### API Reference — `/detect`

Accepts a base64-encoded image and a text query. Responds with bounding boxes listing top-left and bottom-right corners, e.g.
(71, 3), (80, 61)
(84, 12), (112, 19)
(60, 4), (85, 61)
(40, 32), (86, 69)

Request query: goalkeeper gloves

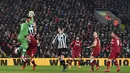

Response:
(28, 11), (35, 17)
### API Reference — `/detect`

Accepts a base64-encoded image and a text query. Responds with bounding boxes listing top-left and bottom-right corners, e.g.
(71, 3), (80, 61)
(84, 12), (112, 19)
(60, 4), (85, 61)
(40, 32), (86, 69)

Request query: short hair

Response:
(112, 29), (118, 35)
(26, 16), (31, 19)
(113, 31), (117, 35)
(20, 16), (31, 23)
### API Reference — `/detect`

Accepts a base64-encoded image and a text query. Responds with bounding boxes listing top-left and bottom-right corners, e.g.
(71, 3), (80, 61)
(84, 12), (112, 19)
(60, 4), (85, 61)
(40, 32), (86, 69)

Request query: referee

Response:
(52, 27), (68, 72)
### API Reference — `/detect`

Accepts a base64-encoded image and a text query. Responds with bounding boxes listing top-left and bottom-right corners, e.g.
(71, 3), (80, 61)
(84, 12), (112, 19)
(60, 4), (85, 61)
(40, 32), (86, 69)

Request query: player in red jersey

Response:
(20, 34), (37, 70)
(69, 36), (82, 68)
(86, 32), (101, 72)
(104, 32), (122, 72)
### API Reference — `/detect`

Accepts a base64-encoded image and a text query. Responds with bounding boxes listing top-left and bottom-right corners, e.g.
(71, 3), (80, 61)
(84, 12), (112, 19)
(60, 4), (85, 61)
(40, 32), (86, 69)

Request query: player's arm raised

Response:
(34, 22), (37, 35)
(87, 39), (97, 49)
(28, 11), (35, 24)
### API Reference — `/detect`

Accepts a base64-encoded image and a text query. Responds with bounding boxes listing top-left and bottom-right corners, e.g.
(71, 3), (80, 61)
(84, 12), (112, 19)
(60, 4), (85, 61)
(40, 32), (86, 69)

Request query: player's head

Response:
(58, 27), (62, 33)
(26, 16), (31, 23)
(76, 36), (80, 41)
(21, 17), (31, 23)
(111, 31), (117, 37)
(93, 31), (98, 38)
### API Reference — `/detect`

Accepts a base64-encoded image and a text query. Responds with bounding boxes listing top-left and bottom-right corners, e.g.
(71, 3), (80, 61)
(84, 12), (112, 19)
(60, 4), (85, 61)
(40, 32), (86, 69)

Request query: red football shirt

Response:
(111, 37), (121, 53)
(93, 37), (101, 53)
(29, 35), (37, 47)
(70, 40), (82, 52)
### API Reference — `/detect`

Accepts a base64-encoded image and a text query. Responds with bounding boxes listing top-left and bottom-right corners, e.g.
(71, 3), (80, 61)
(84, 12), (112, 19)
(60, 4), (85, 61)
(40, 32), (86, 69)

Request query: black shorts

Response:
(57, 48), (68, 57)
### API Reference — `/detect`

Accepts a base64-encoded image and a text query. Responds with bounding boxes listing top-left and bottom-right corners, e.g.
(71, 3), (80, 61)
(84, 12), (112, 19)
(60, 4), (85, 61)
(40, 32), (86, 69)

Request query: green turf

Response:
(0, 66), (129, 73)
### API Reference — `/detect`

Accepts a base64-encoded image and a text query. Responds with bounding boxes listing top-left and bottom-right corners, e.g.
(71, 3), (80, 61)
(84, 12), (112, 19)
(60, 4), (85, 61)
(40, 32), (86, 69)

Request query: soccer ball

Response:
(28, 11), (35, 17)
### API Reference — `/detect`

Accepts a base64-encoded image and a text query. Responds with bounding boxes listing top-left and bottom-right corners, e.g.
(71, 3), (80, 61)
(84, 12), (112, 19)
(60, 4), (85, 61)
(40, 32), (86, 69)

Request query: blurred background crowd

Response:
(0, 0), (130, 58)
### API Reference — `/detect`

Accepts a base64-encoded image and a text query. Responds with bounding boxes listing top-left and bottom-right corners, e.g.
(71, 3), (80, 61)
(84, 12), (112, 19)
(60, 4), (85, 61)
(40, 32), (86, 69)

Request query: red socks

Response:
(95, 60), (99, 67)
(31, 60), (36, 66)
(90, 60), (96, 71)
(91, 60), (98, 66)
(114, 60), (119, 68)
(78, 60), (80, 66)
(90, 62), (94, 71)
(107, 61), (110, 66)
(106, 60), (119, 70)
(90, 60), (99, 71)
(23, 61), (27, 67)
(106, 60), (110, 69)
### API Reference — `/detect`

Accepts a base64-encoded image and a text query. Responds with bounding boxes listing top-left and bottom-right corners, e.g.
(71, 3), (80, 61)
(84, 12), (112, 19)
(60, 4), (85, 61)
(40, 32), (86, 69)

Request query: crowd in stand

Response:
(0, 0), (130, 58)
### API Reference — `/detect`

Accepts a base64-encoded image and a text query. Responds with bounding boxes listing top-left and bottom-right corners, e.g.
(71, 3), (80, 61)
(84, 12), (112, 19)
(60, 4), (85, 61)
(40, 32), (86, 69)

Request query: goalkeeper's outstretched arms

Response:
(28, 11), (35, 24)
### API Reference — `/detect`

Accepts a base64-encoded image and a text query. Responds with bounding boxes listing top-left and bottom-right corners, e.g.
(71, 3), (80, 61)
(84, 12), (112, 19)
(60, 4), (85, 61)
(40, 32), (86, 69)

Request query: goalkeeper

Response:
(14, 11), (35, 61)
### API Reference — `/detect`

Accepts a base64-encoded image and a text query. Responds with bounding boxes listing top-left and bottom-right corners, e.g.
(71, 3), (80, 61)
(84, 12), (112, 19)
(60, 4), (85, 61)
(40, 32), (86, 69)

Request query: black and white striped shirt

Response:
(29, 24), (34, 34)
(52, 33), (68, 49)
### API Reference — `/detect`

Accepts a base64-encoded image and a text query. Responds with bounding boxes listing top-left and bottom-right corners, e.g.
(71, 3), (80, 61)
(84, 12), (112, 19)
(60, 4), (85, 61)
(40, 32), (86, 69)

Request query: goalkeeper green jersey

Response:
(18, 23), (29, 39)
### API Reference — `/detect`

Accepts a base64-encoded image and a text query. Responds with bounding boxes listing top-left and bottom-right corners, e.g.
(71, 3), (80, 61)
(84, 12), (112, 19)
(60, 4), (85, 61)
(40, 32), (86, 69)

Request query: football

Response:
(28, 11), (35, 17)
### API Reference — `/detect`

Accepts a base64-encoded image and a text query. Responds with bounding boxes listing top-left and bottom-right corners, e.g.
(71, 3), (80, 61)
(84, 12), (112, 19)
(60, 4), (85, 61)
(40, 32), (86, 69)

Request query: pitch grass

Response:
(0, 66), (129, 73)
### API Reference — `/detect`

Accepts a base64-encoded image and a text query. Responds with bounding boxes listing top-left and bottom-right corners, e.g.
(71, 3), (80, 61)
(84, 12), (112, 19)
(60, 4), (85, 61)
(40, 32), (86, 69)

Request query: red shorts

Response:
(72, 51), (80, 58)
(26, 47), (37, 56)
(109, 52), (120, 59)
(91, 52), (100, 57)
